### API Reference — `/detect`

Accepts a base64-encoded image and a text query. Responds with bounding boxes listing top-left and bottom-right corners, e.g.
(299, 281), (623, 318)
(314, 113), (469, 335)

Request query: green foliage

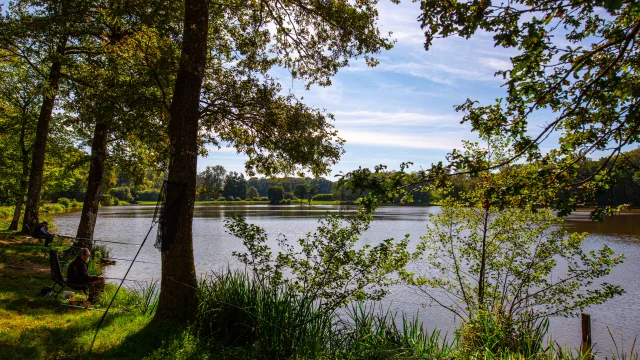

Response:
(109, 187), (134, 202)
(312, 193), (334, 201)
(97, 281), (160, 315)
(294, 184), (308, 204)
(402, 138), (624, 349)
(196, 271), (333, 358)
(226, 208), (411, 313)
(100, 194), (115, 207)
(40, 203), (65, 213)
(0, 207), (13, 218)
(418, 0), (640, 216)
(222, 171), (247, 200)
(197, 166), (226, 201)
(457, 311), (550, 358)
(337, 303), (454, 360)
(248, 177), (333, 197)
(267, 186), (284, 204)
(246, 186), (259, 200)
(216, 196), (226, 201)
(70, 199), (79, 208)
(56, 197), (71, 208)
(136, 189), (160, 202)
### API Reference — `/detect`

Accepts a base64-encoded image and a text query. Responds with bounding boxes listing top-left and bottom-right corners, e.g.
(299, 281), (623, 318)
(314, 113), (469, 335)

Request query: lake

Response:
(53, 204), (640, 354)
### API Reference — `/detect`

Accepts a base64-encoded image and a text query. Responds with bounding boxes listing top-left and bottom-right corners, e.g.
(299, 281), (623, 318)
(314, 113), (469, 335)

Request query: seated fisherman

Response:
(67, 248), (105, 301)
(33, 221), (55, 246)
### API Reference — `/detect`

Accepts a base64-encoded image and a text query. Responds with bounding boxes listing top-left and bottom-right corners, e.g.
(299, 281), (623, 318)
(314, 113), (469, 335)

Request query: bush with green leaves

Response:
(216, 196), (226, 201)
(135, 189), (160, 201)
(312, 193), (334, 201)
(70, 199), (80, 208)
(100, 194), (115, 206)
(226, 207), (411, 313)
(56, 197), (71, 208)
(108, 186), (134, 202)
(267, 185), (284, 204)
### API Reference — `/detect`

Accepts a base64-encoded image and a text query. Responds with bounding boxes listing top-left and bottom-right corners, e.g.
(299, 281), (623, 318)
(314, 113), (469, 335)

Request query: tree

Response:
(155, 0), (208, 321)
(197, 165), (226, 200)
(246, 186), (259, 200)
(0, 58), (39, 230)
(417, 0), (640, 217)
(293, 184), (308, 204)
(306, 184), (318, 205)
(402, 137), (624, 354)
(222, 172), (247, 200)
(64, 5), (178, 247)
(267, 186), (284, 205)
(1, 0), (100, 233)
(156, 0), (395, 321)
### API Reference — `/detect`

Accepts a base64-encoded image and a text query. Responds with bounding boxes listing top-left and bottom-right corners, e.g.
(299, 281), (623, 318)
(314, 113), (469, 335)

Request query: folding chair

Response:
(46, 249), (88, 300)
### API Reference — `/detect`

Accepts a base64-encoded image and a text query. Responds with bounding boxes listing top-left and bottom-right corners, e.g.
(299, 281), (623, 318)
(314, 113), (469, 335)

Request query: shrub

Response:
(57, 197), (71, 208)
(267, 186), (284, 204)
(113, 198), (120, 206)
(136, 189), (160, 201)
(41, 203), (65, 212)
(0, 207), (12, 217)
(246, 186), (259, 200)
(70, 199), (80, 208)
(259, 196), (269, 201)
(234, 197), (243, 201)
(312, 194), (334, 201)
(226, 196), (234, 201)
(216, 196), (226, 201)
(284, 192), (294, 200)
(100, 194), (115, 206)
(109, 186), (134, 202)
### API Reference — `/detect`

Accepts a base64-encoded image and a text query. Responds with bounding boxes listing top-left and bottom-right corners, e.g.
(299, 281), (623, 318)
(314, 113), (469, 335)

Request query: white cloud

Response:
(334, 110), (460, 127)
(480, 57), (512, 71)
(339, 129), (472, 150)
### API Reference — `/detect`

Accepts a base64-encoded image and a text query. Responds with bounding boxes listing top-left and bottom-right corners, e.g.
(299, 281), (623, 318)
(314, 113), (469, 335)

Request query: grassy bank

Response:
(0, 224), (198, 359)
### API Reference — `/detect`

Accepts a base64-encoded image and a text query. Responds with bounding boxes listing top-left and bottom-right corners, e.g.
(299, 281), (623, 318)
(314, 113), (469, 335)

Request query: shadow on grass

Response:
(0, 308), (119, 359)
(94, 318), (191, 359)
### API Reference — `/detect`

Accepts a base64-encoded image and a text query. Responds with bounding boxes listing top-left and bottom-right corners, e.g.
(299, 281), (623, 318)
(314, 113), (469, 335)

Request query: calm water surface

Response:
(53, 205), (640, 353)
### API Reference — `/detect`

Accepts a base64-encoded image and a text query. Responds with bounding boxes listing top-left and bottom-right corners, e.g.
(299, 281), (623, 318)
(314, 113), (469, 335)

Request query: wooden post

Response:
(581, 313), (592, 356)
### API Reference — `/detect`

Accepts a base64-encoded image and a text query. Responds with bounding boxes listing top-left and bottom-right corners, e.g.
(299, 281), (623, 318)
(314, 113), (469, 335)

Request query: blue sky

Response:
(202, 1), (523, 178)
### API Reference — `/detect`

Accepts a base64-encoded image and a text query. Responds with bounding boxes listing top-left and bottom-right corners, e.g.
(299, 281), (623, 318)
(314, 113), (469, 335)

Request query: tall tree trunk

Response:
(75, 121), (109, 248)
(155, 0), (208, 322)
(9, 196), (25, 231)
(8, 162), (29, 231)
(21, 38), (67, 234)
(9, 113), (32, 231)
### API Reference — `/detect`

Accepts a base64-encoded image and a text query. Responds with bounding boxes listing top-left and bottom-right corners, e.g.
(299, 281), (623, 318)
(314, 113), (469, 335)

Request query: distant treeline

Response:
(12, 148), (638, 207)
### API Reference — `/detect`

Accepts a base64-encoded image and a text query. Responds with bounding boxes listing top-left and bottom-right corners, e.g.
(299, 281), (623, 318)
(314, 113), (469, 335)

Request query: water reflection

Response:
(53, 205), (640, 354)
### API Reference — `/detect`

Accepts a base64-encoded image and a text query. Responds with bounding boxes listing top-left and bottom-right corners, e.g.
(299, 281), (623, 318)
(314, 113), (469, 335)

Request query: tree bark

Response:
(155, 0), (208, 322)
(9, 113), (32, 231)
(75, 121), (109, 248)
(21, 38), (67, 234)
